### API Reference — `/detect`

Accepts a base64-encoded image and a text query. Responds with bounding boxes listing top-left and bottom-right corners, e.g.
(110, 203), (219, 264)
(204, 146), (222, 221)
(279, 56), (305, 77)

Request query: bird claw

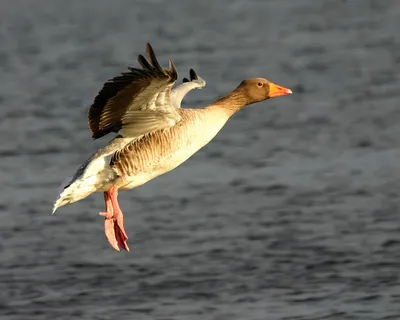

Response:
(99, 211), (112, 219)
(104, 218), (120, 252)
(100, 211), (129, 252)
(114, 222), (130, 252)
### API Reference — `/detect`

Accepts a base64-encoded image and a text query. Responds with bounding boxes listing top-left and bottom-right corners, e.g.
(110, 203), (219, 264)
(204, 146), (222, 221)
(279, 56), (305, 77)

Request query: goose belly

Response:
(119, 114), (229, 190)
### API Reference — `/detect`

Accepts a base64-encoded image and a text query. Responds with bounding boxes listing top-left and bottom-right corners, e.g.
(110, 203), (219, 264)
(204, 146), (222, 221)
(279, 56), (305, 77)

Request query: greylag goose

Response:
(53, 43), (292, 252)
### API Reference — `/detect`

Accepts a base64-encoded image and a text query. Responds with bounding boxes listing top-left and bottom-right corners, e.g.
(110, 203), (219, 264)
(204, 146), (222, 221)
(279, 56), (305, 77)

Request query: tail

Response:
(52, 146), (118, 214)
(52, 175), (97, 214)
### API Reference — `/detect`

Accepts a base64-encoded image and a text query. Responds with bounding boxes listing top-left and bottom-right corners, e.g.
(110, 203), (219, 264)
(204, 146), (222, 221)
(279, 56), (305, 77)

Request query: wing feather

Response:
(88, 43), (179, 139)
(170, 69), (207, 108)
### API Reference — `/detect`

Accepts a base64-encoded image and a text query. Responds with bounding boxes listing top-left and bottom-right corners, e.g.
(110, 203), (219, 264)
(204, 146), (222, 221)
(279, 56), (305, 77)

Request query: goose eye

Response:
(257, 82), (263, 87)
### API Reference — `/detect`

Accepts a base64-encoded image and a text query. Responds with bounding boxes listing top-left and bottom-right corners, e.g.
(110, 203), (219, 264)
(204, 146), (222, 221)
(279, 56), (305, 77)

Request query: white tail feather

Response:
(52, 150), (116, 214)
(52, 175), (98, 214)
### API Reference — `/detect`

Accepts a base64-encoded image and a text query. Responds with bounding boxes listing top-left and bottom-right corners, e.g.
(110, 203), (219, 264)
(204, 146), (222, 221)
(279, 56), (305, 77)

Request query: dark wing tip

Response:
(189, 69), (198, 81)
(168, 59), (178, 81)
(182, 69), (201, 83)
(138, 54), (152, 70)
(91, 126), (116, 140)
(145, 43), (177, 81)
(146, 43), (162, 71)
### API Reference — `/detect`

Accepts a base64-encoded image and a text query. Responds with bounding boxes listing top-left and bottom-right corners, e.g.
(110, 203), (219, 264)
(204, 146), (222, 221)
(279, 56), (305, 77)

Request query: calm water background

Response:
(1, 0), (400, 319)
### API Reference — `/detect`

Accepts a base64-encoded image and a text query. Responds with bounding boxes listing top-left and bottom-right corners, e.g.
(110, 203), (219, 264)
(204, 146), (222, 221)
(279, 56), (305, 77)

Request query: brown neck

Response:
(208, 87), (250, 116)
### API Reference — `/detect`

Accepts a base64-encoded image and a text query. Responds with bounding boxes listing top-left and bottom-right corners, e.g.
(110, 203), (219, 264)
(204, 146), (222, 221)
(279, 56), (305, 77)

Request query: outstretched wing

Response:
(88, 43), (180, 139)
(170, 69), (206, 108)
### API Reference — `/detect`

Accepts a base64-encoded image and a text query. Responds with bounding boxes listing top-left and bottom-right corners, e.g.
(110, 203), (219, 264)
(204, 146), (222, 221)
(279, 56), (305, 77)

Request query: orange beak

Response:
(269, 82), (293, 98)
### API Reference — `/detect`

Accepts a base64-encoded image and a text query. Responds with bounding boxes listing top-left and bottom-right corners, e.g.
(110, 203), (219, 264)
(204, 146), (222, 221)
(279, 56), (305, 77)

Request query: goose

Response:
(53, 43), (292, 252)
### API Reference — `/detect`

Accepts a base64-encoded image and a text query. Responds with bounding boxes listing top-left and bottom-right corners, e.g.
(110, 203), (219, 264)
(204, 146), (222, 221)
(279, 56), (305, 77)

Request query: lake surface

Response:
(1, 0), (400, 319)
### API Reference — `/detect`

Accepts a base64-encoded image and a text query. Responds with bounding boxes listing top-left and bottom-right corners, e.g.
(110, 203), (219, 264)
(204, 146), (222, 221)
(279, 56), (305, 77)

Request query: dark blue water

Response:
(1, 0), (400, 319)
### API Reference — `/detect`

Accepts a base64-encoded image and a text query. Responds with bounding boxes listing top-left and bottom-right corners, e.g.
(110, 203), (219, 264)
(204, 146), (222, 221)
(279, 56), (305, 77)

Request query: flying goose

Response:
(53, 43), (292, 252)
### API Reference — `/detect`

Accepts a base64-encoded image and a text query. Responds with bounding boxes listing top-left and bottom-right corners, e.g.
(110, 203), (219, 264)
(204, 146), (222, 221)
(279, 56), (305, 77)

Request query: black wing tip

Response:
(182, 69), (201, 83)
(143, 43), (177, 81)
(168, 59), (178, 80)
(91, 125), (121, 140)
(91, 129), (109, 140)
(146, 43), (162, 71)
(92, 131), (104, 139)
(145, 43), (153, 60)
(189, 69), (199, 81)
(138, 54), (152, 70)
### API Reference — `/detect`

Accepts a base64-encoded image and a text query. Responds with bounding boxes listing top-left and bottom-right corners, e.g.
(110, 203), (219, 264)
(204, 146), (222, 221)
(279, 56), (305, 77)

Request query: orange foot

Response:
(100, 189), (130, 252)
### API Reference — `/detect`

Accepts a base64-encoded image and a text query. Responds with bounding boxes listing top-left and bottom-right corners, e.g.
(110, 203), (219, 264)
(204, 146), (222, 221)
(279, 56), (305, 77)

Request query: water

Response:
(1, 0), (400, 319)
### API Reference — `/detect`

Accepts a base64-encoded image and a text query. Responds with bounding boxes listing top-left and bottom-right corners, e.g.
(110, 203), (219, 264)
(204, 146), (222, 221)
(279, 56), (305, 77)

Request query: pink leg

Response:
(99, 192), (120, 252)
(109, 186), (130, 252)
(99, 188), (130, 252)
